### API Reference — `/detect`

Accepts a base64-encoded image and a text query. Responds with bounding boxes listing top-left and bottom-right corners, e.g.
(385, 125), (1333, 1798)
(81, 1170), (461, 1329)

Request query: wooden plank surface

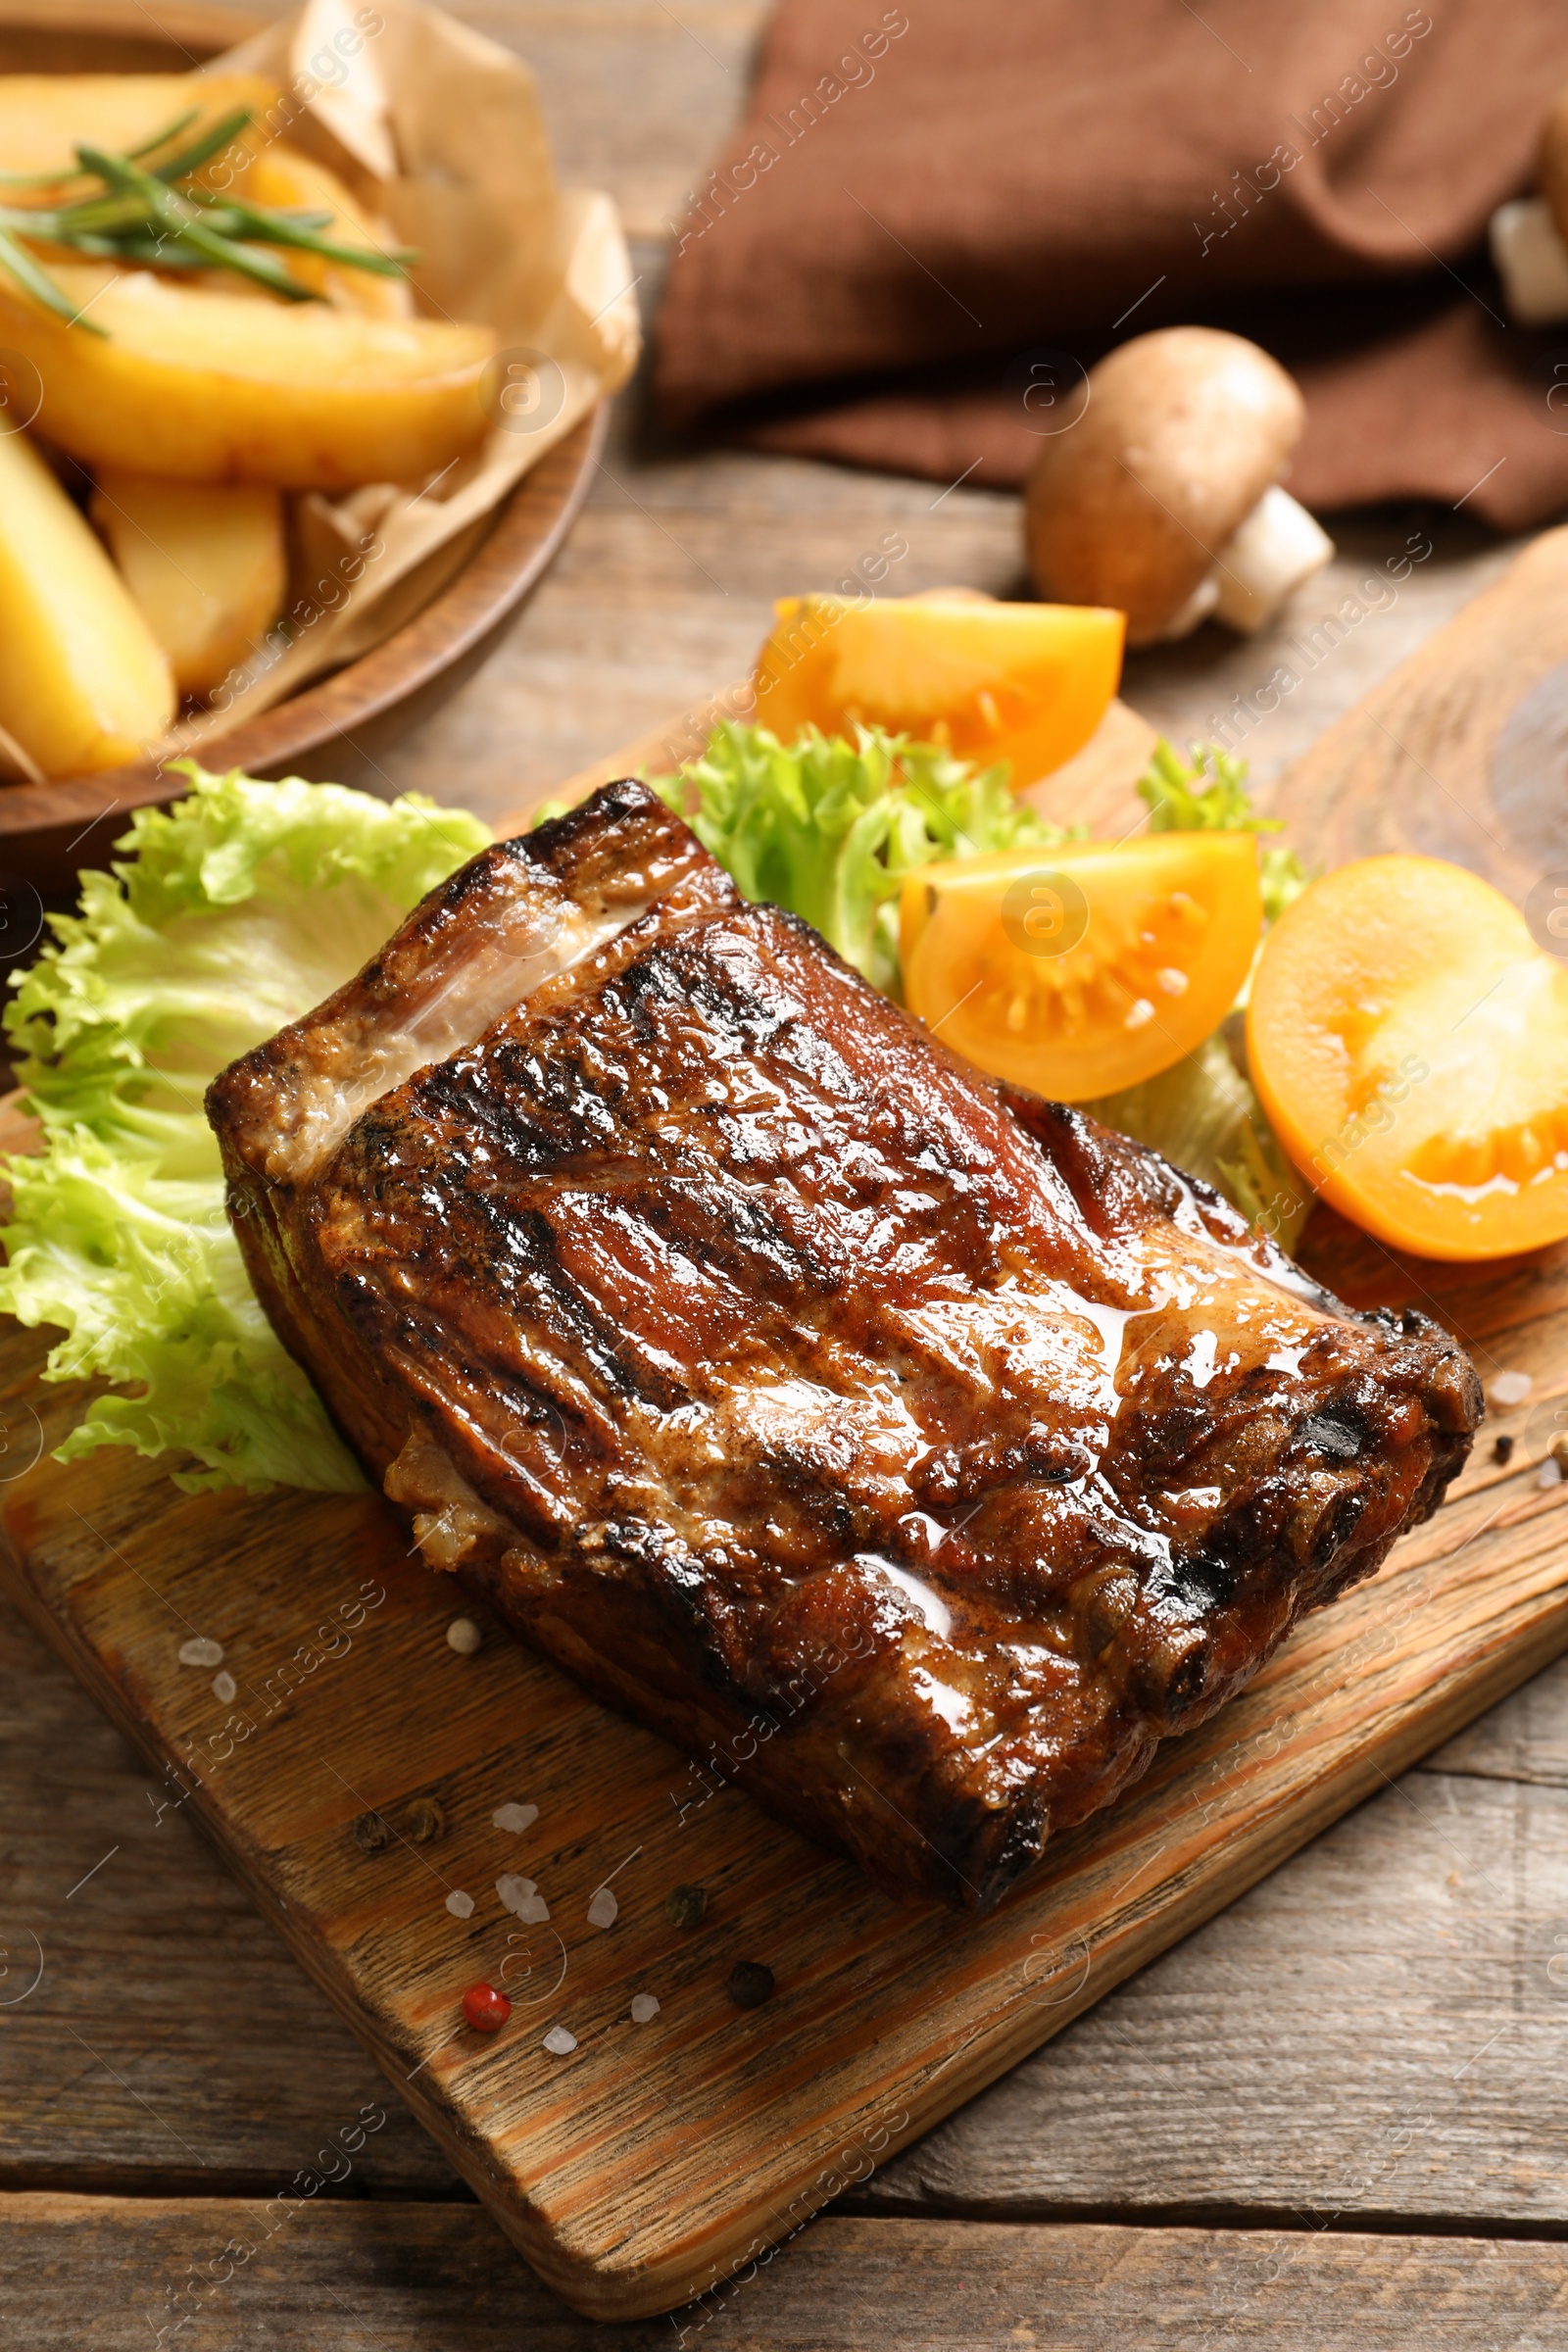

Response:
(16, 485), (1568, 2324)
(3, 1209), (1567, 2319)
(0, 1593), (455, 2200)
(8, 2), (1568, 2343)
(863, 1698), (1568, 2230)
(8, 2198), (1568, 2350)
(12, 1584), (1568, 2240)
(8, 275), (1568, 2339)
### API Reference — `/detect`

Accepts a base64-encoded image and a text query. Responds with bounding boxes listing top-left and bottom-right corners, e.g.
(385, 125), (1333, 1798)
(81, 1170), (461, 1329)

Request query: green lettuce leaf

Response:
(647, 720), (1062, 995)
(1086, 1027), (1312, 1252)
(1138, 736), (1309, 926)
(0, 763), (490, 1493)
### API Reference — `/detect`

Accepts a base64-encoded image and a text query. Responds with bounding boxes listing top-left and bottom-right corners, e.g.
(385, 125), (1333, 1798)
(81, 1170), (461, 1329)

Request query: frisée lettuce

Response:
(0, 764), (489, 1493)
(1138, 735), (1308, 928)
(649, 720), (1063, 996)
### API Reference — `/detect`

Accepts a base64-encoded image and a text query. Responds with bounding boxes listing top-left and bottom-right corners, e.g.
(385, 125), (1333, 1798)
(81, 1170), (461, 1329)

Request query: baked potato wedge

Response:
(0, 73), (275, 189)
(2, 262), (493, 488)
(0, 432), (173, 776)
(91, 469), (287, 700)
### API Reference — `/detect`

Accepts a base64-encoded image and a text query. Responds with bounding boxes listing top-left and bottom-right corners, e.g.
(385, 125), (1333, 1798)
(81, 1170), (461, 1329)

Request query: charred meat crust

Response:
(209, 780), (1483, 1911)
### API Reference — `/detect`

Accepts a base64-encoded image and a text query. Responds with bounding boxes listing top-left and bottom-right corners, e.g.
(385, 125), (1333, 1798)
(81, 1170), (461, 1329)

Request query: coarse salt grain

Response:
(498, 1873), (550, 1924)
(445, 1889), (475, 1919)
(1540, 1458), (1563, 1490)
(1489, 1371), (1533, 1407)
(211, 1670), (236, 1705)
(446, 1617), (482, 1655)
(492, 1802), (539, 1834)
(629, 1993), (660, 2024)
(586, 1886), (618, 1930)
(543, 2025), (576, 2055)
(177, 1637), (223, 1669)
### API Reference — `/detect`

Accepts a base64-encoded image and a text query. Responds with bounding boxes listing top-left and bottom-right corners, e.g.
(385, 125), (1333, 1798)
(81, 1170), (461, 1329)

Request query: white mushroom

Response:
(1492, 88), (1568, 323)
(1024, 326), (1334, 646)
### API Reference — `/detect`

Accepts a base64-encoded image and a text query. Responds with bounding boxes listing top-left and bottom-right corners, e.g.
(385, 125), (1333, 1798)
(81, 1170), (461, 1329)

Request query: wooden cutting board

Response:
(4, 534), (1568, 2325)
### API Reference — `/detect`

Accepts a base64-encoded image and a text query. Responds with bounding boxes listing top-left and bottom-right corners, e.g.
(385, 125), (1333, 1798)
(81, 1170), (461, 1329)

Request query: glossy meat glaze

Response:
(209, 781), (1482, 1909)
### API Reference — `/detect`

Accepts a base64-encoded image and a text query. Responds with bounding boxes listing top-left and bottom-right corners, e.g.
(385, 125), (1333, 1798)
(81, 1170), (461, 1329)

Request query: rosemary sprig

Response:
(75, 141), (318, 302)
(0, 107), (416, 328)
(185, 187), (412, 277)
(0, 220), (103, 330)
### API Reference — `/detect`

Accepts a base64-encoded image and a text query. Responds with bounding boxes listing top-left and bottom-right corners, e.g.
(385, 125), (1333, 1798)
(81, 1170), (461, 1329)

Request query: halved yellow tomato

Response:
(1249, 855), (1568, 1261)
(752, 594), (1124, 787)
(901, 833), (1262, 1100)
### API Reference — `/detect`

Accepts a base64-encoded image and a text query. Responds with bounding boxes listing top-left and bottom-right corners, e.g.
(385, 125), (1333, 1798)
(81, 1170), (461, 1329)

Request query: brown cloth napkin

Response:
(655, 0), (1568, 527)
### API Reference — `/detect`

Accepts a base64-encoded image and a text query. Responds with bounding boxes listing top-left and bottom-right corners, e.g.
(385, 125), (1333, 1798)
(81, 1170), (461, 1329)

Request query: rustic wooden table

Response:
(6, 5), (1568, 2345)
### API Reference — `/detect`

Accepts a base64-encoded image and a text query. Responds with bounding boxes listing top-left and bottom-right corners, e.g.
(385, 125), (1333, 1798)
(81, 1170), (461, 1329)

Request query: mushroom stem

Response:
(1209, 485), (1334, 634)
(1151, 571), (1221, 643)
(1490, 196), (1568, 324)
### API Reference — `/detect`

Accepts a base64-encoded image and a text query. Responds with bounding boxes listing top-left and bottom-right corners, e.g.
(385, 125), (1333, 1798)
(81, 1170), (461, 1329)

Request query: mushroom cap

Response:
(1539, 85), (1568, 245)
(1024, 326), (1306, 645)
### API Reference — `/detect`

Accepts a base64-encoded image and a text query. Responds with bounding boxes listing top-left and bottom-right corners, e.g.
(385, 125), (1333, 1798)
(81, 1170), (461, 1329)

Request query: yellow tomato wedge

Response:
(1249, 856), (1568, 1261)
(902, 833), (1262, 1100)
(753, 594), (1125, 787)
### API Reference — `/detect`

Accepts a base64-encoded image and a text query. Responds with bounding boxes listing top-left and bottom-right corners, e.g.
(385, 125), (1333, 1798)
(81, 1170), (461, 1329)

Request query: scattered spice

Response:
(211, 1669), (236, 1705)
(629, 1992), (661, 2024)
(726, 1960), (774, 2010)
(177, 1636), (223, 1669)
(352, 1811), (392, 1855)
(665, 1883), (708, 1932)
(445, 1889), (475, 1920)
(1493, 1434), (1515, 1465)
(462, 1981), (511, 2034)
(446, 1616), (482, 1655)
(543, 2024), (577, 2055)
(404, 1796), (446, 1844)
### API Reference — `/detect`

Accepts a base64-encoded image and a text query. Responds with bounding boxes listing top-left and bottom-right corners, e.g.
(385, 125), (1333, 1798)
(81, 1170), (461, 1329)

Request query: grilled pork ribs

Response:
(209, 781), (1481, 1910)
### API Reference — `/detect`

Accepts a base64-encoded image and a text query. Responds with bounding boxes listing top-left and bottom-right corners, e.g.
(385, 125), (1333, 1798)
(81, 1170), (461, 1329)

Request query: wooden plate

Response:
(0, 0), (606, 897)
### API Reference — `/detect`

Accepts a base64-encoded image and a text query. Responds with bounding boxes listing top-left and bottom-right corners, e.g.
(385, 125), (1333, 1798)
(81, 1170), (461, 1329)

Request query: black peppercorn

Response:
(1494, 1434), (1515, 1465)
(726, 1960), (774, 2009)
(404, 1796), (446, 1843)
(352, 1811), (391, 1855)
(665, 1883), (708, 1931)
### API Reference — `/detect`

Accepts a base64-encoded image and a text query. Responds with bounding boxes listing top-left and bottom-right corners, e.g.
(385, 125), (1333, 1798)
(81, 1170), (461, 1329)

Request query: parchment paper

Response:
(156, 0), (639, 752)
